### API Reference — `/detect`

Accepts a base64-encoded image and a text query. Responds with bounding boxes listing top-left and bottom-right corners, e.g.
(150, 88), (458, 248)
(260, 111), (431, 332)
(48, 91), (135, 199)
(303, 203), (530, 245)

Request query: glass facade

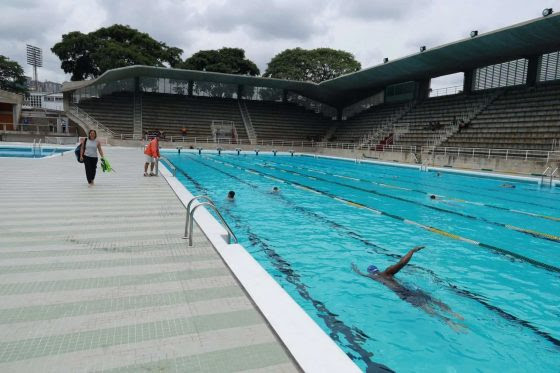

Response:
(473, 59), (528, 90)
(538, 51), (560, 82)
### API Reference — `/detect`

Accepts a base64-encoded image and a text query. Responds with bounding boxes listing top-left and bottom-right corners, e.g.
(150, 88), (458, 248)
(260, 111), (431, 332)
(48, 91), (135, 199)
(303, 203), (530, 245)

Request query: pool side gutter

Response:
(158, 162), (362, 373)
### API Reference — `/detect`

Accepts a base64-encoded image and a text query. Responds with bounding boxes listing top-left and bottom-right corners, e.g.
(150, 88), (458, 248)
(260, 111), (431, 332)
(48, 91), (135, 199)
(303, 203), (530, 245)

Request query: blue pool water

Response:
(164, 151), (560, 372)
(0, 145), (71, 158)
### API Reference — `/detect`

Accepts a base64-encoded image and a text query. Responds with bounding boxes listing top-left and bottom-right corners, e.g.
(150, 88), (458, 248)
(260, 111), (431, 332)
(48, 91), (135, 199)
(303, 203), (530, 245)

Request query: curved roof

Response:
(63, 13), (560, 106)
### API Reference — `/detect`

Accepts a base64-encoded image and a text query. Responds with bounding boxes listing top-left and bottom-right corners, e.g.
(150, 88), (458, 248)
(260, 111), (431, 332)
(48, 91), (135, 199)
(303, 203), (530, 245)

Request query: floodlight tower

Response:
(26, 44), (42, 91)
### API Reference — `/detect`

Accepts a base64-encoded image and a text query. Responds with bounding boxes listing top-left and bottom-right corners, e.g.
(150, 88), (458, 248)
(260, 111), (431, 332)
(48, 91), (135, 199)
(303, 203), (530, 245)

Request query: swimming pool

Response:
(164, 151), (560, 372)
(0, 145), (71, 158)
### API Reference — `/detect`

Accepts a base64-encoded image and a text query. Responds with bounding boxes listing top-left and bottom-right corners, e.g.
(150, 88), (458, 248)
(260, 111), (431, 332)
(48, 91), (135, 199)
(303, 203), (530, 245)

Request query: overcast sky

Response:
(0, 0), (557, 89)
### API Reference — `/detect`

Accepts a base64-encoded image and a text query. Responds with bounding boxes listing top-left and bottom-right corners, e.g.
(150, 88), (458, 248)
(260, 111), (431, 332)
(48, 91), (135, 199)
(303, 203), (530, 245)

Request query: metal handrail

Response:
(188, 202), (238, 246)
(156, 156), (176, 176)
(70, 105), (117, 137)
(184, 195), (215, 238)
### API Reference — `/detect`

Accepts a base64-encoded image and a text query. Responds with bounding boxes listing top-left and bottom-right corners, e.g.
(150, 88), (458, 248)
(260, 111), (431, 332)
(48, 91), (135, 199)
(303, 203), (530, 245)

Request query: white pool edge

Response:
(302, 153), (559, 186)
(158, 162), (361, 373)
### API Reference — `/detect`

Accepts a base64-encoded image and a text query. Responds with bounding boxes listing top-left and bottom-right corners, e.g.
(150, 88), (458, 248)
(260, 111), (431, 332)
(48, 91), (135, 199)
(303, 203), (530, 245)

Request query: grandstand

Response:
(62, 13), (560, 167)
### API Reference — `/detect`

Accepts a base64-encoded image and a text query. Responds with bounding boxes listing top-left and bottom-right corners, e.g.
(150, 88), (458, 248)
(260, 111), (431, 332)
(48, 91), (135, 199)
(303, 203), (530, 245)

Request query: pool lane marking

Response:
(270, 159), (560, 222)
(301, 156), (560, 206)
(263, 159), (560, 222)
(212, 156), (560, 274)
(174, 155), (560, 348)
(172, 159), (391, 371)
(254, 160), (560, 244)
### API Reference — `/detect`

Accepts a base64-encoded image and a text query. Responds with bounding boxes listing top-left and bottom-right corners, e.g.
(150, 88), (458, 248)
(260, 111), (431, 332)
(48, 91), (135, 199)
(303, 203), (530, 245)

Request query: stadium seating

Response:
(77, 92), (133, 134)
(331, 103), (407, 143)
(75, 83), (560, 151)
(441, 84), (560, 151)
(390, 92), (490, 149)
(141, 93), (247, 141)
(243, 100), (334, 142)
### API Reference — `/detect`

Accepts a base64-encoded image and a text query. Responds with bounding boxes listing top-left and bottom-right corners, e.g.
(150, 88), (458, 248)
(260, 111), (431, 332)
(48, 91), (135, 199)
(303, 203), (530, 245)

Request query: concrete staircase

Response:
(237, 100), (257, 145)
(67, 105), (115, 141)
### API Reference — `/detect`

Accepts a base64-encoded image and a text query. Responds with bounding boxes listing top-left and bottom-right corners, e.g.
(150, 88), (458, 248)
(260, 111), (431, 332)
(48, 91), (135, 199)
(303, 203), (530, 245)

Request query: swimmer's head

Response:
(367, 265), (379, 274)
(430, 195), (436, 200)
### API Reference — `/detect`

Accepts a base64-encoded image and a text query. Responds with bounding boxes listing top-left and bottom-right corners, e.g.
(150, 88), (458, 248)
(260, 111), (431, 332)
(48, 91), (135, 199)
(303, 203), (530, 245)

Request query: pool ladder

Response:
(540, 166), (558, 187)
(183, 195), (238, 246)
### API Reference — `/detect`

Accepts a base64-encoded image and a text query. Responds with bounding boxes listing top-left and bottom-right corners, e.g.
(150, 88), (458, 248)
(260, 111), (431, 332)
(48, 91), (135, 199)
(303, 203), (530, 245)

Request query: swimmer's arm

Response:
(351, 263), (369, 278)
(383, 246), (424, 277)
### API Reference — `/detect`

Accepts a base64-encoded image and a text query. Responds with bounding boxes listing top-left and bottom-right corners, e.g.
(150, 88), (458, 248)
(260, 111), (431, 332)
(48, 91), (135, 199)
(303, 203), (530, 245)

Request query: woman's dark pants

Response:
(83, 156), (98, 183)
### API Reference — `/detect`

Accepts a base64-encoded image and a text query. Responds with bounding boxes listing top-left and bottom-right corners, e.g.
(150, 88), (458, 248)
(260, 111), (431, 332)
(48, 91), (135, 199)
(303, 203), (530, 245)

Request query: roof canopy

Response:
(63, 13), (560, 106)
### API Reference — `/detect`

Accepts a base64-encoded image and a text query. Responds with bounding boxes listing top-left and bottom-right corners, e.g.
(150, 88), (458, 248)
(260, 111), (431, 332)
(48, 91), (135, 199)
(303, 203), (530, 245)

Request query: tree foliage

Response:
(264, 48), (361, 83)
(51, 25), (183, 81)
(181, 48), (259, 76)
(0, 55), (27, 94)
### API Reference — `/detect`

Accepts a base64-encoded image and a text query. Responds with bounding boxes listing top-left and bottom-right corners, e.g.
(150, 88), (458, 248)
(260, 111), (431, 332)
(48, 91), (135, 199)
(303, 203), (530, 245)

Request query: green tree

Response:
(264, 48), (361, 83)
(0, 55), (27, 94)
(51, 25), (183, 81)
(181, 48), (260, 76)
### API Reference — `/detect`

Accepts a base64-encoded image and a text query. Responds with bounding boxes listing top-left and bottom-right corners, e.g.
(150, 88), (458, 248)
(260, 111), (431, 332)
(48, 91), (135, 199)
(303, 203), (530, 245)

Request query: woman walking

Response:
(80, 130), (104, 186)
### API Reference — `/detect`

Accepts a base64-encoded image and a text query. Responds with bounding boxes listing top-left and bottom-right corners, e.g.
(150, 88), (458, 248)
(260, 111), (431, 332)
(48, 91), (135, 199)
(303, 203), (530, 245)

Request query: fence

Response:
(422, 146), (560, 161)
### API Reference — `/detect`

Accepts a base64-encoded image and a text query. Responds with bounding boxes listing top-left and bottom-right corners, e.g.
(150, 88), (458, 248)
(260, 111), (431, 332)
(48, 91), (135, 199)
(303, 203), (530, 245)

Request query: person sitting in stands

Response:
(181, 127), (188, 136)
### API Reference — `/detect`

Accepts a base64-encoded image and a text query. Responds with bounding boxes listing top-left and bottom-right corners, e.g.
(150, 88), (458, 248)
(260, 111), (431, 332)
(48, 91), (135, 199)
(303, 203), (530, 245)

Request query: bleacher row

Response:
(76, 83), (560, 151)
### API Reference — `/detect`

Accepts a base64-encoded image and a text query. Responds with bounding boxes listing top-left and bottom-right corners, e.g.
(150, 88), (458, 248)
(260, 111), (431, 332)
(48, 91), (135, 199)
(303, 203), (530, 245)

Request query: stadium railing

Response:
(421, 146), (560, 161)
(115, 133), (560, 161)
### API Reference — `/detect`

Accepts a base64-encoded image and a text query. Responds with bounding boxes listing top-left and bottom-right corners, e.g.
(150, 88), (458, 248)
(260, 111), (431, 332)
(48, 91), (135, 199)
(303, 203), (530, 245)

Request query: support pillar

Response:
(416, 79), (431, 101)
(463, 70), (474, 95)
(133, 77), (142, 139)
(336, 108), (343, 121)
(237, 85), (244, 99)
(526, 55), (539, 87)
(188, 80), (194, 96)
(282, 90), (288, 103)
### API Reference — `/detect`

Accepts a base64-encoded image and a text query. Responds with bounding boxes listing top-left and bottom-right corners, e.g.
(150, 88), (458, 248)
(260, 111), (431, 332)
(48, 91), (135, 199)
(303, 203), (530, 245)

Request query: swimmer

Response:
(227, 190), (235, 201)
(500, 183), (516, 189)
(352, 246), (465, 332)
(271, 186), (280, 194)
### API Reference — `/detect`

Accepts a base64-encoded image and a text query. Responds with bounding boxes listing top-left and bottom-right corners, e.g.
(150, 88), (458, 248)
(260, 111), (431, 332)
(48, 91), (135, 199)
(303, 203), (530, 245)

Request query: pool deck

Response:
(0, 147), (299, 372)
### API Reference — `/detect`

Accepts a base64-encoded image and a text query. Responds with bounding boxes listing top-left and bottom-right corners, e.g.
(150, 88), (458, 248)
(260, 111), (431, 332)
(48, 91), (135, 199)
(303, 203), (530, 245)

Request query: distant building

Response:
(24, 92), (64, 111)
(25, 77), (63, 93)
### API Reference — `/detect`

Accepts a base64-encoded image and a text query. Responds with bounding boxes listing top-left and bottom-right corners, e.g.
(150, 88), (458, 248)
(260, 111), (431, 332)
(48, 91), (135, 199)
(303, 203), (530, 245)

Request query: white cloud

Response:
(0, 0), (555, 90)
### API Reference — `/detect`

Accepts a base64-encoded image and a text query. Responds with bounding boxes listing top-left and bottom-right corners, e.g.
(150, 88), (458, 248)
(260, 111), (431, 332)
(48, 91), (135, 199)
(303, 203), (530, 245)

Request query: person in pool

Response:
(271, 186), (280, 194)
(227, 191), (235, 201)
(352, 246), (465, 332)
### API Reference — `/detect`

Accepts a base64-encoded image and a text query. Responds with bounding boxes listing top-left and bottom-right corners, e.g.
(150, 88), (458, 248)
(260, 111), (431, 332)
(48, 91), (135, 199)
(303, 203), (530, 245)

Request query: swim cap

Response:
(367, 265), (379, 274)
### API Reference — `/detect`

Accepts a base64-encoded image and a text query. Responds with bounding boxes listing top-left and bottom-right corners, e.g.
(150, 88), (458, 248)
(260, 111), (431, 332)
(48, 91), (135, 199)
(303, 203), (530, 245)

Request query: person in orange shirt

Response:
(144, 134), (160, 176)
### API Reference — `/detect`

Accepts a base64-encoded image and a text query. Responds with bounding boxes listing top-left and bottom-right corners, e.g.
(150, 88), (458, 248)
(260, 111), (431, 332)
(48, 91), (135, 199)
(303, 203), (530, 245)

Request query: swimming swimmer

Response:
(500, 183), (516, 189)
(227, 191), (235, 201)
(352, 246), (465, 332)
(271, 186), (280, 193)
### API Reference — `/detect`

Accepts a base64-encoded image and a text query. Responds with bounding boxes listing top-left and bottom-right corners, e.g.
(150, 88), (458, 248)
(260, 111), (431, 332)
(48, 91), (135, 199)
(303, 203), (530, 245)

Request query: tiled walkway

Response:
(0, 147), (298, 372)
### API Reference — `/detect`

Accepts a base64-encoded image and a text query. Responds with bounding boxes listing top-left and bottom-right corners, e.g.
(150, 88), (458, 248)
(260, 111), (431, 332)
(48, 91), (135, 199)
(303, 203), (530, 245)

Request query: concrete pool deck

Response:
(0, 147), (300, 372)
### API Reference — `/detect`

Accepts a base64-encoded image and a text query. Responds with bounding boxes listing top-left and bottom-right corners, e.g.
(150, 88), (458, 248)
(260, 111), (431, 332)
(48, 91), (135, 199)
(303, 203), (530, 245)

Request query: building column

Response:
(188, 80), (194, 96)
(282, 90), (288, 103)
(463, 70), (474, 94)
(133, 77), (142, 139)
(416, 79), (431, 101)
(237, 85), (244, 99)
(526, 55), (539, 87)
(336, 108), (343, 121)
